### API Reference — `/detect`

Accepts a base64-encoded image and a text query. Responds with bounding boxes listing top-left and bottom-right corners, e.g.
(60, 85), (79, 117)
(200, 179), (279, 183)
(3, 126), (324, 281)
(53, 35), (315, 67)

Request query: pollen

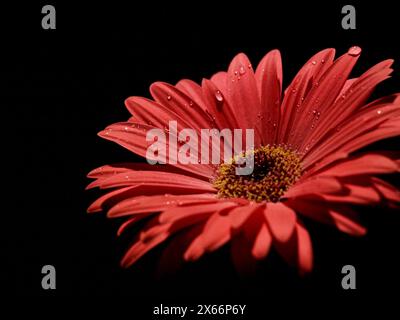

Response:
(213, 145), (302, 202)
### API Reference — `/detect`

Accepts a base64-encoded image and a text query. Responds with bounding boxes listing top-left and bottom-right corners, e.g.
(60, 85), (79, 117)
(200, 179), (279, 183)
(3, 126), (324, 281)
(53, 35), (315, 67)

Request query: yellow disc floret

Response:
(213, 145), (302, 202)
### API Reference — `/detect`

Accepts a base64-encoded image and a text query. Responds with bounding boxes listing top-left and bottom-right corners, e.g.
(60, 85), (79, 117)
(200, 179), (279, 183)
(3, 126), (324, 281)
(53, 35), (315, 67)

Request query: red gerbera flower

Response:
(87, 46), (400, 274)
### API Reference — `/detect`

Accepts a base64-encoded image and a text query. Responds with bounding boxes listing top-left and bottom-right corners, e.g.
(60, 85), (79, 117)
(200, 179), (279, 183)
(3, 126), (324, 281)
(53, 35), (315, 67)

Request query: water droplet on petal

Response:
(312, 109), (321, 118)
(377, 110), (382, 115)
(311, 60), (317, 65)
(234, 71), (238, 76)
(239, 66), (246, 75)
(321, 59), (325, 64)
(215, 90), (224, 103)
(248, 63), (252, 69)
(348, 46), (362, 56)
(189, 100), (194, 107)
(167, 95), (172, 101)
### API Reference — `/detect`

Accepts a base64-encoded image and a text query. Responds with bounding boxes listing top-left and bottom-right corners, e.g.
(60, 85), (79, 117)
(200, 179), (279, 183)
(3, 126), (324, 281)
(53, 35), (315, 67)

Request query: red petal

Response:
(296, 222), (313, 275)
(159, 201), (238, 224)
(226, 53), (262, 146)
(255, 49), (283, 144)
(87, 169), (215, 191)
(286, 197), (366, 236)
(317, 152), (400, 177)
(98, 122), (215, 179)
(184, 210), (233, 261)
(117, 216), (143, 236)
(251, 222), (272, 260)
(284, 177), (344, 199)
(108, 194), (218, 217)
(288, 48), (360, 149)
(303, 103), (400, 170)
(264, 202), (296, 242)
(278, 48), (335, 144)
(201, 78), (239, 130)
(149, 82), (212, 131)
(371, 177), (400, 203)
(230, 203), (265, 230)
(121, 211), (210, 267)
(210, 71), (228, 98)
(301, 60), (393, 153)
(175, 79), (208, 111)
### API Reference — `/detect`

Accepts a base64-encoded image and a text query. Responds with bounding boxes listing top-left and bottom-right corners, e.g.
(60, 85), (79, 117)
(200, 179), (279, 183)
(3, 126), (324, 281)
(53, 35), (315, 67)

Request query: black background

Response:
(2, 0), (399, 312)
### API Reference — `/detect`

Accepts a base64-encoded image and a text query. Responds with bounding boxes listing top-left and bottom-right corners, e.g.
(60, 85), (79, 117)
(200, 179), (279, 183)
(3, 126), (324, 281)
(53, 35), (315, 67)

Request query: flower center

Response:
(213, 145), (302, 202)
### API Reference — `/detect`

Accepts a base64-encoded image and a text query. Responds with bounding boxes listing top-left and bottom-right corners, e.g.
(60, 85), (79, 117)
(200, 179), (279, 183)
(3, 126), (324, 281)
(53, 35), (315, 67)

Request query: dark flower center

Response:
(213, 145), (302, 202)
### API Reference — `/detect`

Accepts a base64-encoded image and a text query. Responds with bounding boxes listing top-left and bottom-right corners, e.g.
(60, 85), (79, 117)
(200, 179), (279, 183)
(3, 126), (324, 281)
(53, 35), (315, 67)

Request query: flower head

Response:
(87, 47), (400, 274)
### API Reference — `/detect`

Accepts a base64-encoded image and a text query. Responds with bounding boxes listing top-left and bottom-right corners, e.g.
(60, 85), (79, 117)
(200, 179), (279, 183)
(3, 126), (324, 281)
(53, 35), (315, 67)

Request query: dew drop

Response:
(239, 66), (246, 75)
(167, 95), (172, 101)
(215, 90), (224, 103)
(312, 110), (321, 118)
(311, 60), (317, 65)
(248, 63), (252, 69)
(189, 100), (194, 107)
(234, 71), (238, 76)
(321, 59), (325, 64)
(348, 46), (362, 57)
(377, 110), (382, 115)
